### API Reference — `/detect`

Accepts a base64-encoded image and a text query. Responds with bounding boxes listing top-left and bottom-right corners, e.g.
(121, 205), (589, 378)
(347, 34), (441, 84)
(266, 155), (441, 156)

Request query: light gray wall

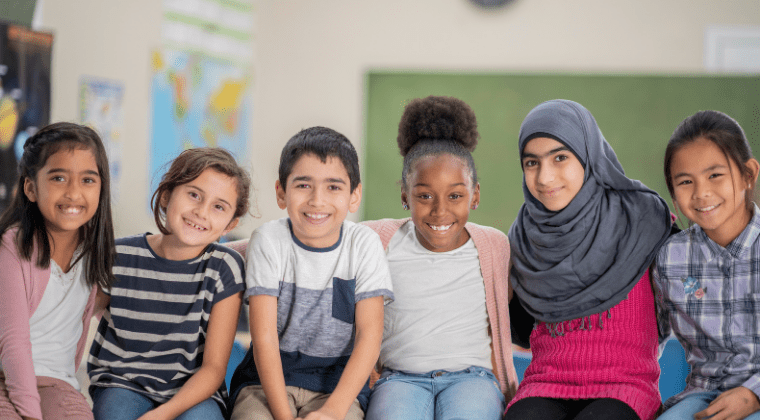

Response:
(40, 0), (760, 237)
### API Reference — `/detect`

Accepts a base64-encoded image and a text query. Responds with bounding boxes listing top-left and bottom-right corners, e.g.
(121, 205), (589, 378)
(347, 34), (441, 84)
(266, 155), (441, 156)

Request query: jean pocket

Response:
(332, 277), (356, 324)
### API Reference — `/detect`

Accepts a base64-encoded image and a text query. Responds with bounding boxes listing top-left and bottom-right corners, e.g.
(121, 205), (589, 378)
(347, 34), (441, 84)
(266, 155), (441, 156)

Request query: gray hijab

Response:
(508, 99), (671, 324)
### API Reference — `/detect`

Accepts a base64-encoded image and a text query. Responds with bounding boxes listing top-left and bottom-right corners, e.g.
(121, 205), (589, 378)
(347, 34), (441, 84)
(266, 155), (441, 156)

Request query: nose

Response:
(193, 202), (210, 219)
(430, 196), (445, 216)
(64, 180), (82, 200)
(537, 164), (555, 186)
(693, 180), (711, 199)
(308, 187), (325, 206)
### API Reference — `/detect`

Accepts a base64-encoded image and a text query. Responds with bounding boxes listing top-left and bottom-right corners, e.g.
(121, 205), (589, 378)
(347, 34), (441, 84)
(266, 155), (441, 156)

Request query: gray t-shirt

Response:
(379, 221), (492, 373)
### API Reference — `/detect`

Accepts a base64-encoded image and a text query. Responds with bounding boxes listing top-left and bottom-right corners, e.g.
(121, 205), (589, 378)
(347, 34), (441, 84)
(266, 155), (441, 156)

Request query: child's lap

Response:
(0, 375), (92, 420)
(91, 386), (223, 420)
(366, 367), (504, 420)
(231, 385), (363, 420)
(660, 390), (760, 420)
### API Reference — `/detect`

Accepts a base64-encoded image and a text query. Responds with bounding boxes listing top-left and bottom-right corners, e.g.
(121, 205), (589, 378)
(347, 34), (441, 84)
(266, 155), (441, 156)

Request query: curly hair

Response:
(397, 96), (479, 190)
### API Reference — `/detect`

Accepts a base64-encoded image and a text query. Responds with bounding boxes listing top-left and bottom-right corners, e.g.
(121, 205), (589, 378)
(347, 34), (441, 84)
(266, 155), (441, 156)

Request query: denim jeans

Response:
(91, 386), (225, 420)
(659, 390), (760, 420)
(365, 366), (505, 420)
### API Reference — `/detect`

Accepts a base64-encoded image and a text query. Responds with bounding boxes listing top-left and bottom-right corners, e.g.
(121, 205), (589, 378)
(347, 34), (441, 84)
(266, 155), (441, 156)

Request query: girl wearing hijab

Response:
(505, 100), (672, 420)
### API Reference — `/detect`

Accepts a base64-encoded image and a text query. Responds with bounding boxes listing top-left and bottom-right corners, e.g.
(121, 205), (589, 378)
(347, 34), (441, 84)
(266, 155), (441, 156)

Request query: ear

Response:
(470, 182), (481, 209)
(159, 190), (170, 210)
(222, 217), (239, 237)
(348, 183), (362, 214)
(401, 190), (408, 209)
(745, 158), (760, 188)
(23, 177), (37, 202)
(275, 180), (287, 210)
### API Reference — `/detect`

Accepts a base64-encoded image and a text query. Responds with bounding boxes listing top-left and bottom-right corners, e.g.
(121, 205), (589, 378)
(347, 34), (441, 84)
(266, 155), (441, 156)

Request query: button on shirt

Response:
(654, 204), (760, 408)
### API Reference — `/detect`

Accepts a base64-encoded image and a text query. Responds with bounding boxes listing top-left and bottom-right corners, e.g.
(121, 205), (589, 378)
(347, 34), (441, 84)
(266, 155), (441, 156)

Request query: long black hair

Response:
(0, 122), (116, 289)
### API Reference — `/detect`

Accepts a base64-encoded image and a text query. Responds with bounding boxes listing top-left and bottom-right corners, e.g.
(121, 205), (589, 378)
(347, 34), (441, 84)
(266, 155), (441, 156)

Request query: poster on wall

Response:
(149, 49), (250, 192)
(149, 0), (253, 194)
(79, 77), (124, 201)
(0, 23), (52, 215)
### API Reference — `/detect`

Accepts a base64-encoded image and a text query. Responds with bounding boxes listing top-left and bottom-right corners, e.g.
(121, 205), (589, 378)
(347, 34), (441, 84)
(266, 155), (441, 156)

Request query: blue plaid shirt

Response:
(654, 204), (760, 408)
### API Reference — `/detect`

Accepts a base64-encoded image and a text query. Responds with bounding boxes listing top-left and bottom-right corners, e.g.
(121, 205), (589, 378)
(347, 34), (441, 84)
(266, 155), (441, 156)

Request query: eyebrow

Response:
(672, 164), (728, 179)
(413, 182), (467, 188)
(187, 185), (232, 208)
(522, 146), (570, 160)
(46, 168), (100, 177)
(291, 175), (347, 184)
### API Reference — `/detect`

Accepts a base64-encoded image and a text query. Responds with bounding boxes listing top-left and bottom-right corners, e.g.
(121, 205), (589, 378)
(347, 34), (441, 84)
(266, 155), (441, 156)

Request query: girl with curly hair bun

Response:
(363, 95), (518, 420)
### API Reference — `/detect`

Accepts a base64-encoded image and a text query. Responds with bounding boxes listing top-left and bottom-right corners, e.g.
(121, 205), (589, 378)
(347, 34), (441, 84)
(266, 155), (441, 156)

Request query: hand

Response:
(694, 387), (760, 420)
(297, 406), (342, 420)
(136, 408), (170, 420)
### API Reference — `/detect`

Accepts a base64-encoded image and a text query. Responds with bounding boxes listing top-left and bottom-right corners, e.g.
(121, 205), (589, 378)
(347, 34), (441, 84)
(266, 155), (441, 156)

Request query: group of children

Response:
(0, 95), (759, 420)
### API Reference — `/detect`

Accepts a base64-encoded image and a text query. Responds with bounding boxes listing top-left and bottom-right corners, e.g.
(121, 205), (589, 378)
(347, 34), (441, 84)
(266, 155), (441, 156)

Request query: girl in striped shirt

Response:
(88, 148), (250, 420)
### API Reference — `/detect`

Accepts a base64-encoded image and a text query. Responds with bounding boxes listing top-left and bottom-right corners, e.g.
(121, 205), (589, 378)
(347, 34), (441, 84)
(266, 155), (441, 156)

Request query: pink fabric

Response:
(507, 272), (661, 420)
(361, 218), (518, 401)
(0, 374), (93, 420)
(0, 229), (98, 419)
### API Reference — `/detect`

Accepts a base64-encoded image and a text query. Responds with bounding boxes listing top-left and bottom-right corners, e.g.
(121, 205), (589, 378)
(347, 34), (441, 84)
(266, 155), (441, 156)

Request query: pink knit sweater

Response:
(508, 271), (661, 420)
(361, 218), (518, 400)
(0, 229), (99, 420)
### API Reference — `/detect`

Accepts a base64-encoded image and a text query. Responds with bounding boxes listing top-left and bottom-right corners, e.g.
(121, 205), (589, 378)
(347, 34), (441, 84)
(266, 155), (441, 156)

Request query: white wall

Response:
(40, 0), (760, 237)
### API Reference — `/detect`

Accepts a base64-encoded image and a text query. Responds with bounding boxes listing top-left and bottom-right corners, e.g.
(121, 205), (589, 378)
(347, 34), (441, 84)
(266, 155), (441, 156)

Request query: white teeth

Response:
(59, 206), (82, 214)
(186, 220), (207, 231)
(429, 224), (452, 231)
(306, 213), (328, 220)
(697, 205), (718, 212)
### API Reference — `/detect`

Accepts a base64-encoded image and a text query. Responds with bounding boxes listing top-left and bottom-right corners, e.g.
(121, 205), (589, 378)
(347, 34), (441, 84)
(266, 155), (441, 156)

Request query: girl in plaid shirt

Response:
(655, 110), (760, 420)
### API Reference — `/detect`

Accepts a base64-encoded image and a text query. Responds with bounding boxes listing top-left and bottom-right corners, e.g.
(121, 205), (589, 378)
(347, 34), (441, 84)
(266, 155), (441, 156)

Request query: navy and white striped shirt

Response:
(654, 204), (760, 408)
(87, 234), (245, 411)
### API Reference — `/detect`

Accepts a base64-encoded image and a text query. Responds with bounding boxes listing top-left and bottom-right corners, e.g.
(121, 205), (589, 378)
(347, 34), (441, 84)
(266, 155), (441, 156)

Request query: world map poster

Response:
(149, 49), (251, 194)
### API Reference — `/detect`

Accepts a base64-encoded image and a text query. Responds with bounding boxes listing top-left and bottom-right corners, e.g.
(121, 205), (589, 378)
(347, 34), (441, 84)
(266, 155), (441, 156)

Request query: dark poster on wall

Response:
(0, 22), (52, 214)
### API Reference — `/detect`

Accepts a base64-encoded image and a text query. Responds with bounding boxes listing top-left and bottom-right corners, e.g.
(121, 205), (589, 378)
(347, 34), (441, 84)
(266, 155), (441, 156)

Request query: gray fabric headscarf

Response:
(508, 99), (671, 324)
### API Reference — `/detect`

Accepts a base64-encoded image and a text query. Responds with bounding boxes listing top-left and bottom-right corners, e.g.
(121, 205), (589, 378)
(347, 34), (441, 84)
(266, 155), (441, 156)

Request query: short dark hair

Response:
(0, 122), (116, 289)
(397, 96), (479, 191)
(664, 110), (756, 213)
(278, 126), (360, 192)
(151, 147), (251, 235)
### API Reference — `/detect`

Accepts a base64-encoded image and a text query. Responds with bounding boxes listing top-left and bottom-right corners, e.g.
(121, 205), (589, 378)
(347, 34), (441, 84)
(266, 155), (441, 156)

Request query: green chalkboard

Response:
(362, 72), (760, 232)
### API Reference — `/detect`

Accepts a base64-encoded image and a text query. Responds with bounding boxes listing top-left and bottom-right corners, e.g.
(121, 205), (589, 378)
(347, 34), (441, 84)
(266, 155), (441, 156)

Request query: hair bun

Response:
(397, 95), (479, 157)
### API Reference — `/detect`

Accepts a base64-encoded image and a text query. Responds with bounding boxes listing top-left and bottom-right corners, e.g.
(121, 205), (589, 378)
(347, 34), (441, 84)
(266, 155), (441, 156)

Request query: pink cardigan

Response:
(0, 229), (98, 420)
(361, 218), (518, 400)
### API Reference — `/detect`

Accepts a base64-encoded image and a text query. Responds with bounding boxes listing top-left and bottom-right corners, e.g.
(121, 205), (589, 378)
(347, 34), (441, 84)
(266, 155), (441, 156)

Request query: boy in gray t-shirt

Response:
(230, 127), (393, 420)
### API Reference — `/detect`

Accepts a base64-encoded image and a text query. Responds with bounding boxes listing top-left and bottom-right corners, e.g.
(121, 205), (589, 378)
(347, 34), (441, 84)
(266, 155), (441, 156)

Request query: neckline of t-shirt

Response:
(287, 219), (343, 253)
(141, 232), (210, 264)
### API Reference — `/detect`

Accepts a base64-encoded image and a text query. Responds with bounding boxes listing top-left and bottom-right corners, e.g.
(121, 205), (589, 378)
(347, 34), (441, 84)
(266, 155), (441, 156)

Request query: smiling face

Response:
(521, 136), (585, 212)
(160, 168), (240, 259)
(402, 154), (479, 253)
(670, 137), (759, 247)
(23, 147), (101, 245)
(276, 153), (362, 248)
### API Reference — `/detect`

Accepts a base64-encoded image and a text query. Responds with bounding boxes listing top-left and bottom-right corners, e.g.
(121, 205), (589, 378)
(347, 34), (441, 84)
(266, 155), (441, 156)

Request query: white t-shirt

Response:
(379, 221), (492, 373)
(29, 256), (90, 390)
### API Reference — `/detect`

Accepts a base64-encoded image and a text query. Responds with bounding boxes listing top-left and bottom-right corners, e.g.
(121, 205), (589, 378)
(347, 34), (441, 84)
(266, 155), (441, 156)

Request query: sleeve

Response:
(212, 246), (246, 304)
(244, 228), (282, 299)
(651, 258), (673, 356)
(353, 227), (394, 304)
(0, 235), (42, 419)
(509, 293), (534, 349)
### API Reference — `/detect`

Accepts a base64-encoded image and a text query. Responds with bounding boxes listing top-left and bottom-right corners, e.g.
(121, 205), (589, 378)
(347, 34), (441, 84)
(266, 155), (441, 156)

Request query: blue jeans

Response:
(365, 366), (505, 420)
(91, 386), (225, 420)
(659, 390), (760, 420)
